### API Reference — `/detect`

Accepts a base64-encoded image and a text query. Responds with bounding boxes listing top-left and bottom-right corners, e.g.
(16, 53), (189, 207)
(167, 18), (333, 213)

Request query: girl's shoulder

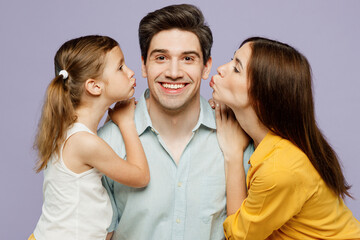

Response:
(65, 130), (104, 158)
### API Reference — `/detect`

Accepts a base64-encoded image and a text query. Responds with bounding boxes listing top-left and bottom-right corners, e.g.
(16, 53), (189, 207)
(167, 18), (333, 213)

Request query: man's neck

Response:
(147, 97), (200, 136)
(146, 96), (201, 164)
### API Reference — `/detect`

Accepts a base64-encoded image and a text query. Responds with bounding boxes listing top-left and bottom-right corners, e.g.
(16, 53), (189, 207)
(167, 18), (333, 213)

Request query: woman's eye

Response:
(233, 67), (240, 73)
(119, 65), (123, 71)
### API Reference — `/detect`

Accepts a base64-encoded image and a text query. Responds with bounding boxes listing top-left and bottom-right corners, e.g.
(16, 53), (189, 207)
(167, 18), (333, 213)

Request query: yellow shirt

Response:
(223, 132), (360, 240)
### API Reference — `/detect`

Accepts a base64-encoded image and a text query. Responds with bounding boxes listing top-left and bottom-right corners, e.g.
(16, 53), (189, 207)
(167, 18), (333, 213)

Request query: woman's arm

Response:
(223, 168), (304, 239)
(215, 103), (249, 215)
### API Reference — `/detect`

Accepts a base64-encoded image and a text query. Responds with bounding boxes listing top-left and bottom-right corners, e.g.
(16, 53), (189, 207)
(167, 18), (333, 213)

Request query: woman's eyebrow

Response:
(235, 57), (243, 69)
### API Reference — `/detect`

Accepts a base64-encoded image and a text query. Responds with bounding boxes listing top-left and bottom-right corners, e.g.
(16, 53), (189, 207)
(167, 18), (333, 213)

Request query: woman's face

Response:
(210, 42), (252, 110)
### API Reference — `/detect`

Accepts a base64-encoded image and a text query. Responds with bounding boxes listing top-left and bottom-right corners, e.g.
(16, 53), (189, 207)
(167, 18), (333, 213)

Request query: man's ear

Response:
(141, 56), (147, 78)
(202, 56), (212, 80)
(84, 78), (102, 96)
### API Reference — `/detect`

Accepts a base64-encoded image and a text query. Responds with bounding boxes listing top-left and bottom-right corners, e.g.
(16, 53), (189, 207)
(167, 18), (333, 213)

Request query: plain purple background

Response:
(1, 0), (359, 238)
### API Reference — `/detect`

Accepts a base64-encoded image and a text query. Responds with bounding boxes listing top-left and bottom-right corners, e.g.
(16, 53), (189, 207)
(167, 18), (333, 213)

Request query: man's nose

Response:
(165, 60), (184, 80)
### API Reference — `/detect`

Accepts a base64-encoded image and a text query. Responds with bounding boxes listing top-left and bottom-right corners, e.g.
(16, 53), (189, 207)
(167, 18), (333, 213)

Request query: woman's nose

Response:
(217, 64), (226, 77)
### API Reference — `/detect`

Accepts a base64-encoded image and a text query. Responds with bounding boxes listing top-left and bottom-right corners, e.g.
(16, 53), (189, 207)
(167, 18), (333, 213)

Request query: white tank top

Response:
(34, 123), (112, 240)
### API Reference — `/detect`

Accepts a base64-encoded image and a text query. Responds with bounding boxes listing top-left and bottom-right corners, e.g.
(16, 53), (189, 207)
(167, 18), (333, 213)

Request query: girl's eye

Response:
(119, 65), (123, 71)
(233, 67), (240, 73)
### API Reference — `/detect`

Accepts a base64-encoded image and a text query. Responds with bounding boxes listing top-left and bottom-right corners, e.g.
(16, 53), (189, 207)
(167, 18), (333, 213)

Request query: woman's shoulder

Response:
(273, 138), (311, 167)
(255, 137), (319, 185)
(271, 138), (321, 187)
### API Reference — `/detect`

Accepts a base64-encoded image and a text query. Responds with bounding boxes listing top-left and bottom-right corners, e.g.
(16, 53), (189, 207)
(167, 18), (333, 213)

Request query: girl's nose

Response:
(126, 66), (135, 79)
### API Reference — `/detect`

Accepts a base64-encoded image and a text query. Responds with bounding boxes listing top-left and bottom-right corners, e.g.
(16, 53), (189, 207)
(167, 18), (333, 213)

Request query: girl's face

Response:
(102, 46), (136, 102)
(210, 43), (252, 110)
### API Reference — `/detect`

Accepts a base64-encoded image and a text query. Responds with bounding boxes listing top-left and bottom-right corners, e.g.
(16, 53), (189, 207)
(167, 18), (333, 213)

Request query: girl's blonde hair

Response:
(34, 35), (118, 172)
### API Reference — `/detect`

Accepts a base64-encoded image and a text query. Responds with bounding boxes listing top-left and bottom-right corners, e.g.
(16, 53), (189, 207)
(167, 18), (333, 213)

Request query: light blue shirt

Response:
(99, 89), (253, 240)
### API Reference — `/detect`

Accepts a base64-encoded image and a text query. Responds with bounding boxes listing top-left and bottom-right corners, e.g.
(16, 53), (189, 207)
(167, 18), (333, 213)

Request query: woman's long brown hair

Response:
(34, 35), (118, 172)
(242, 37), (351, 198)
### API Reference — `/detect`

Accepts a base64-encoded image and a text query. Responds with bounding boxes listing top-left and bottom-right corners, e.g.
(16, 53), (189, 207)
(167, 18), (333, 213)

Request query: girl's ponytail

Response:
(34, 74), (76, 172)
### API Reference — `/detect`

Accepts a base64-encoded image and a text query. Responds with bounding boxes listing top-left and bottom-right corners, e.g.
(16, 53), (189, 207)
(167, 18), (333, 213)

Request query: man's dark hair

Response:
(139, 4), (213, 65)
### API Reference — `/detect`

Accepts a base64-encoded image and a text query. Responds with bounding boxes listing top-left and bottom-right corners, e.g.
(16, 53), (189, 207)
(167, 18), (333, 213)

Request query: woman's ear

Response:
(84, 78), (103, 96)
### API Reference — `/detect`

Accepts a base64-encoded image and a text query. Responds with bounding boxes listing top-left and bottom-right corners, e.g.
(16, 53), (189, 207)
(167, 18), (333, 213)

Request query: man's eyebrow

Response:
(183, 51), (201, 58)
(149, 49), (168, 56)
(235, 57), (243, 69)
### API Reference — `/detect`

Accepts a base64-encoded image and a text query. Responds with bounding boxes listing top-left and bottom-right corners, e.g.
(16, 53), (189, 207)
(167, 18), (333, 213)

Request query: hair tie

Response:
(59, 70), (69, 80)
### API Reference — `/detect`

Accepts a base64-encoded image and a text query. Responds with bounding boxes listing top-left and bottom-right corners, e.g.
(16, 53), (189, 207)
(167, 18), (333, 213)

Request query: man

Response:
(99, 4), (253, 239)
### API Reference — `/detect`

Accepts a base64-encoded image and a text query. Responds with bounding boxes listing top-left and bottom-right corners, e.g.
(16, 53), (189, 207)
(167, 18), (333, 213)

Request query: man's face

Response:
(142, 28), (212, 112)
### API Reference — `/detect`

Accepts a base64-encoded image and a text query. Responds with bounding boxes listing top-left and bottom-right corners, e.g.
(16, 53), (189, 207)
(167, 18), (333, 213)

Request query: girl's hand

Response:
(215, 102), (250, 162)
(108, 98), (135, 128)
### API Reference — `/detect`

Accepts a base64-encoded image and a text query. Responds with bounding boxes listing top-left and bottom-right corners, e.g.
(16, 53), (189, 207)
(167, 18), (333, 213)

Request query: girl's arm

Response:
(107, 99), (150, 186)
(215, 103), (249, 215)
(106, 232), (113, 240)
(66, 99), (149, 188)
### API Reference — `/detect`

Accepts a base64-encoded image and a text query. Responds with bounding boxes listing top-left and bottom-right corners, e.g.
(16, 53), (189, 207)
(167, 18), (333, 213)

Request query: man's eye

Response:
(157, 56), (165, 60)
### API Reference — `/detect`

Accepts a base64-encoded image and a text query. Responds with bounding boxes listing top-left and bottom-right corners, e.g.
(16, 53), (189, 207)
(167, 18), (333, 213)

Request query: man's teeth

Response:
(162, 83), (185, 89)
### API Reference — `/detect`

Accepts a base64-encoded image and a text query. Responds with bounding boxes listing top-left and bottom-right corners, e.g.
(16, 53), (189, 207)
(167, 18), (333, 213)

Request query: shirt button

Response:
(176, 218), (180, 224)
(177, 182), (182, 187)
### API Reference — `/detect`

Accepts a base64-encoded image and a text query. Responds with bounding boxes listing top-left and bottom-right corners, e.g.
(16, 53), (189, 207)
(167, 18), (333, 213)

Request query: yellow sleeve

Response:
(223, 169), (305, 240)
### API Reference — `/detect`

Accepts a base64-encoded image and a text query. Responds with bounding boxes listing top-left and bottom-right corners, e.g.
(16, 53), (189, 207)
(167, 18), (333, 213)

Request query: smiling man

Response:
(98, 4), (253, 240)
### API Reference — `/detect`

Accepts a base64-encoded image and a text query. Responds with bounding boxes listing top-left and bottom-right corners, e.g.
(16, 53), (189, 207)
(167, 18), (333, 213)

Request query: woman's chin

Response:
(212, 95), (222, 104)
(212, 92), (218, 101)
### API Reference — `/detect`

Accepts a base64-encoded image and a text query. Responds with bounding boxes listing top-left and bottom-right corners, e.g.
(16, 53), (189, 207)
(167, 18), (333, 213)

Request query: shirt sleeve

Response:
(243, 142), (254, 177)
(102, 176), (119, 232)
(98, 121), (124, 232)
(223, 169), (304, 240)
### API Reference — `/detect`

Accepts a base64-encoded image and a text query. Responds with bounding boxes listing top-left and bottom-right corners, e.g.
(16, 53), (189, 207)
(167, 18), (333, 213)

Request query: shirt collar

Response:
(134, 89), (153, 136)
(134, 89), (216, 136)
(249, 131), (283, 166)
(193, 95), (216, 131)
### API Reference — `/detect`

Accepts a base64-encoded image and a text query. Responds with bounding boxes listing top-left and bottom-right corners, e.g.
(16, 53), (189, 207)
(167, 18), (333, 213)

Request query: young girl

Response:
(211, 37), (360, 239)
(29, 35), (150, 240)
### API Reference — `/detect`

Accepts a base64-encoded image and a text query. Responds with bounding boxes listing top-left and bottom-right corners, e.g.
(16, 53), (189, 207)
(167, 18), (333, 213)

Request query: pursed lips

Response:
(209, 76), (215, 88)
(131, 78), (136, 87)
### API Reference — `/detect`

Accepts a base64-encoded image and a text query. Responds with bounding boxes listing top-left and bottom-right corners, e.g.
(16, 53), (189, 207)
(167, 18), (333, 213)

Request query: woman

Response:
(210, 37), (360, 239)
